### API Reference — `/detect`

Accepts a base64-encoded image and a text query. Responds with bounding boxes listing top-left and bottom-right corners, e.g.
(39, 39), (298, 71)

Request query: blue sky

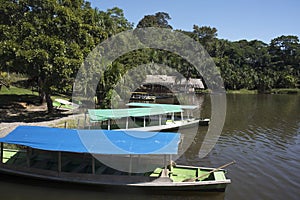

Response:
(89, 0), (300, 43)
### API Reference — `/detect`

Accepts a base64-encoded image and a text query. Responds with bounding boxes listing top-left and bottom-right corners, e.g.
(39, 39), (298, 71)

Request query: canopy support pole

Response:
(129, 154), (132, 176)
(172, 112), (174, 122)
(144, 116), (146, 127)
(181, 111), (184, 122)
(126, 117), (129, 129)
(58, 152), (62, 173)
(92, 156), (95, 174)
(159, 115), (162, 126)
(0, 142), (3, 164)
(108, 120), (111, 130)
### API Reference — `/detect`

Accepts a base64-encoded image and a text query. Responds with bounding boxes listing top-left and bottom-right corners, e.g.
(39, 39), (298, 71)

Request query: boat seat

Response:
(149, 168), (163, 177)
(72, 163), (88, 173)
(214, 171), (226, 181)
(113, 171), (122, 175)
(61, 160), (71, 168)
(96, 165), (107, 174)
(32, 160), (51, 169)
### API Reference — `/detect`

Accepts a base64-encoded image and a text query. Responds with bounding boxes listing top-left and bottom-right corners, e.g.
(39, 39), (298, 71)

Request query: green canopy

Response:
(88, 106), (182, 122)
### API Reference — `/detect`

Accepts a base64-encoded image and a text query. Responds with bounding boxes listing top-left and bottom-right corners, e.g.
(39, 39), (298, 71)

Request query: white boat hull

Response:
(119, 119), (200, 132)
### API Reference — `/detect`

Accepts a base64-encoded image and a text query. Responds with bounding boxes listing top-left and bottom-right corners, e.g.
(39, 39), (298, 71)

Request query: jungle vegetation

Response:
(1, 0), (299, 111)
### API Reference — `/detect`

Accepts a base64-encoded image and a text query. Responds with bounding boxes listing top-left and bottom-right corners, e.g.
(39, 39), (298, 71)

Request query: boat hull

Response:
(119, 119), (200, 132)
(0, 164), (229, 192)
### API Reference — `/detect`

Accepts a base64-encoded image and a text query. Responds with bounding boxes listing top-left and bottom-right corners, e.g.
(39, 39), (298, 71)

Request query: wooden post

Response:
(0, 142), (3, 164)
(64, 121), (67, 128)
(58, 152), (62, 173)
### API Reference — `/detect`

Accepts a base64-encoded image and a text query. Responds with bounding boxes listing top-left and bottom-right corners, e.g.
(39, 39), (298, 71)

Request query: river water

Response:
(0, 94), (299, 200)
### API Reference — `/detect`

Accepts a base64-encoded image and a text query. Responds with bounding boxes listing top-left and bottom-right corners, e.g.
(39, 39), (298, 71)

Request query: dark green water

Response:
(0, 94), (299, 200)
(199, 94), (300, 200)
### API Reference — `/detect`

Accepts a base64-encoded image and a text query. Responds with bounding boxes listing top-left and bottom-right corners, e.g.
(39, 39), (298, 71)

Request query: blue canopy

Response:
(0, 126), (180, 155)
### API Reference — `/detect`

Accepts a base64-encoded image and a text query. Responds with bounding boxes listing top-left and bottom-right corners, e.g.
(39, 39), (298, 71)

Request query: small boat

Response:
(199, 118), (210, 126)
(0, 126), (232, 192)
(129, 92), (156, 102)
(53, 98), (80, 110)
(88, 103), (204, 131)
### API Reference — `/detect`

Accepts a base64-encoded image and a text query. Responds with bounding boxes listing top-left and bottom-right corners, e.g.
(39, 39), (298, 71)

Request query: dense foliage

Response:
(1, 1), (299, 110)
(0, 0), (132, 111)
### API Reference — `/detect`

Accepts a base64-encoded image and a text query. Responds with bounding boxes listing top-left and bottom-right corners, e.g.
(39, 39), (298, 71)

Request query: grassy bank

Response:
(226, 89), (258, 94)
(226, 88), (300, 94)
(0, 86), (38, 95)
(0, 86), (71, 101)
(271, 88), (300, 94)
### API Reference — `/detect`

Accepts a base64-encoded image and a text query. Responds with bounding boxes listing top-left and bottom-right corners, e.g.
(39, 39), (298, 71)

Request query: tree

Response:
(269, 35), (299, 87)
(0, 0), (132, 112)
(137, 12), (173, 29)
(192, 25), (217, 42)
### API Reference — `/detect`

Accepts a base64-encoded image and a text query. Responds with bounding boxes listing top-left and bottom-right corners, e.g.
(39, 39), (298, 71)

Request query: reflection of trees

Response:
(223, 94), (300, 146)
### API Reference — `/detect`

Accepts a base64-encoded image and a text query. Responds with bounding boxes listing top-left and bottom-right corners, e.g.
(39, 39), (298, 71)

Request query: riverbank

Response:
(0, 85), (84, 137)
(226, 88), (300, 94)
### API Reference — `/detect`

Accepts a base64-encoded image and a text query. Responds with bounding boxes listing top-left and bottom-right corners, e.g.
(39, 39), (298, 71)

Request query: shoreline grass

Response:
(226, 88), (299, 94)
(271, 88), (300, 94)
(226, 89), (258, 94)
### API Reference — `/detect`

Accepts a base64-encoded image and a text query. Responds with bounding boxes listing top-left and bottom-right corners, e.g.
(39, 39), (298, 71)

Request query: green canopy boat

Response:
(88, 103), (206, 131)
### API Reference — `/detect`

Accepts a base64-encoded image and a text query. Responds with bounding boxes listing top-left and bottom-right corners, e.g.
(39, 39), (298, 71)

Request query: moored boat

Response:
(0, 126), (232, 192)
(88, 103), (206, 131)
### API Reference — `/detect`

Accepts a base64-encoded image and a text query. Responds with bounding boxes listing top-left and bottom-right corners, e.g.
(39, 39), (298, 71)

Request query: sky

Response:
(89, 0), (300, 43)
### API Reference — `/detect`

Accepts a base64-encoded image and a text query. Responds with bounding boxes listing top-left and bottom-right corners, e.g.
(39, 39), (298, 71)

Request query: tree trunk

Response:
(38, 77), (46, 104)
(39, 90), (46, 104)
(45, 92), (53, 113)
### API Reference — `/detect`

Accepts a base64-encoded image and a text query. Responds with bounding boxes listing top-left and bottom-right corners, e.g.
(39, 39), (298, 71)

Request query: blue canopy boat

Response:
(0, 126), (231, 192)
